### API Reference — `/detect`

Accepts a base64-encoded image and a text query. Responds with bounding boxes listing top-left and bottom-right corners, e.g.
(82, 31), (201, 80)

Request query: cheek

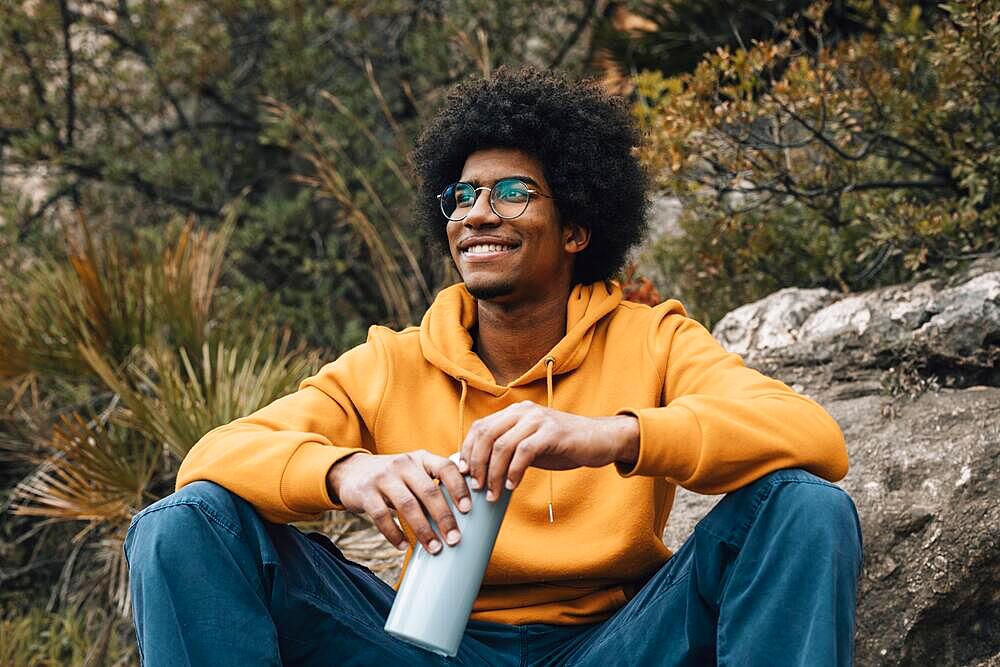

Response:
(445, 226), (461, 256)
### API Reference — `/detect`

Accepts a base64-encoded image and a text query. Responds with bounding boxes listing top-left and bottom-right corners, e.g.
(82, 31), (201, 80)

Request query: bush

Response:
(0, 220), (321, 618)
(634, 0), (1000, 325)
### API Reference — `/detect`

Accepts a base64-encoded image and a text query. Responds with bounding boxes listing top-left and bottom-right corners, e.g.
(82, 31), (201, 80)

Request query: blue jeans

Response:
(125, 468), (863, 666)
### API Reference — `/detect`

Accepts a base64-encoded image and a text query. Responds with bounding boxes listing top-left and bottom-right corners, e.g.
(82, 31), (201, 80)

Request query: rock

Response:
(713, 258), (1000, 379)
(676, 256), (1000, 666)
(712, 287), (841, 357)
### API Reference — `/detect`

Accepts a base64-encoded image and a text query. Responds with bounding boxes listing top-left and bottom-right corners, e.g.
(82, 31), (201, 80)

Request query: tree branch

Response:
(57, 0), (77, 148)
(89, 18), (192, 132)
(197, 84), (257, 124)
(769, 92), (880, 162)
(10, 29), (64, 149)
(549, 0), (599, 69)
(63, 161), (218, 216)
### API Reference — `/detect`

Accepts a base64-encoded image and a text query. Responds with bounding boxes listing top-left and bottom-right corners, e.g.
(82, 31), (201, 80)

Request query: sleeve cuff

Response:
(613, 406), (702, 482)
(280, 442), (373, 513)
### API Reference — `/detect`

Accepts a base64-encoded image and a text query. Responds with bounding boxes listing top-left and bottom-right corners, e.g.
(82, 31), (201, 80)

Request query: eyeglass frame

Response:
(437, 177), (554, 222)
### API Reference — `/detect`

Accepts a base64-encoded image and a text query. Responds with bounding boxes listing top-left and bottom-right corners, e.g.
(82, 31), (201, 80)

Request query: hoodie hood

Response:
(419, 280), (623, 395)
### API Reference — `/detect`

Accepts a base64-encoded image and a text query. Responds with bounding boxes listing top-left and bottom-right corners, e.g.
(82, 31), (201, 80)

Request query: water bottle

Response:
(383, 452), (513, 657)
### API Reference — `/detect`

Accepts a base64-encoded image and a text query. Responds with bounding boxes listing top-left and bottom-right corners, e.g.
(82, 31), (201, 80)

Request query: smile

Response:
(460, 242), (521, 259)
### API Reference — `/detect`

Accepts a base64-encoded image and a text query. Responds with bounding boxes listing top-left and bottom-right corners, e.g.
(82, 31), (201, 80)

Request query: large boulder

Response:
(666, 256), (1000, 666)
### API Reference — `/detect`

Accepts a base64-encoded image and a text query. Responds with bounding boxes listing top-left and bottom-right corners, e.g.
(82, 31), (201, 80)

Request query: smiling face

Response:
(446, 147), (590, 304)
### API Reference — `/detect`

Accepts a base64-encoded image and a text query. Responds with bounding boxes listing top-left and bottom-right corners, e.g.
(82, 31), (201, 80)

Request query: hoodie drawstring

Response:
(544, 356), (555, 524)
(457, 377), (468, 439)
(456, 360), (557, 525)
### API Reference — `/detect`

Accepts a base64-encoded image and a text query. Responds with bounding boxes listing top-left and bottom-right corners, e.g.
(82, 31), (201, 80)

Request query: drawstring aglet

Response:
(544, 356), (556, 525)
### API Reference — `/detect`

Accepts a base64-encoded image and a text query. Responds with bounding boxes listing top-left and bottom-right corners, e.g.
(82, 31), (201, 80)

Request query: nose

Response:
(462, 188), (501, 229)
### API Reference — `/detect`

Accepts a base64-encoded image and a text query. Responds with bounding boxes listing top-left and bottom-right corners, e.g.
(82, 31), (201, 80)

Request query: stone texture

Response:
(681, 255), (1000, 666)
(713, 257), (1000, 377)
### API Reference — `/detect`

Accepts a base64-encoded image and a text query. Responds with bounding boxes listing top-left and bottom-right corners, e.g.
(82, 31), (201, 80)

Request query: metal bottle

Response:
(384, 452), (513, 657)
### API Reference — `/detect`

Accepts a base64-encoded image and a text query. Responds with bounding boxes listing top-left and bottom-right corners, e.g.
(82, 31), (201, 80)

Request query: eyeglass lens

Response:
(440, 178), (531, 221)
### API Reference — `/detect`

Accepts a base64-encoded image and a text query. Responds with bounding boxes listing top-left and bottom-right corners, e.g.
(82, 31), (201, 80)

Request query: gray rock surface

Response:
(669, 255), (1000, 666)
(714, 257), (1000, 376)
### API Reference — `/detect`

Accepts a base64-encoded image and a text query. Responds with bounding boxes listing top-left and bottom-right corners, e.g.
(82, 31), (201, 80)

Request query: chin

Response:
(465, 279), (517, 301)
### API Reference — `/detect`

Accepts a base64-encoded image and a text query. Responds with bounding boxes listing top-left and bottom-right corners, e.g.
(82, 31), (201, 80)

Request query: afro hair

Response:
(411, 65), (650, 285)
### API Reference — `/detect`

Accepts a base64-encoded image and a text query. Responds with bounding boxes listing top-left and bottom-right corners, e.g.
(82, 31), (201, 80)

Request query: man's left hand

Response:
(457, 401), (639, 501)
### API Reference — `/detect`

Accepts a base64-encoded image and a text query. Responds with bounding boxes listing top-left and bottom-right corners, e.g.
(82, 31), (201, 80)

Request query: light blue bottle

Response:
(384, 452), (514, 657)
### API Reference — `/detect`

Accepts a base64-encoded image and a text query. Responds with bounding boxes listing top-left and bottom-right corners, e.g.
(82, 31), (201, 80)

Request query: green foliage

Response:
(635, 0), (1000, 325)
(0, 606), (137, 667)
(592, 0), (873, 80)
(0, 221), (321, 619)
(83, 334), (318, 460)
(0, 0), (596, 348)
(0, 217), (232, 380)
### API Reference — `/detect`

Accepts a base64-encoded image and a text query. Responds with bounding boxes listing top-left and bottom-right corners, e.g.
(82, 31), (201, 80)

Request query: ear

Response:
(563, 223), (591, 255)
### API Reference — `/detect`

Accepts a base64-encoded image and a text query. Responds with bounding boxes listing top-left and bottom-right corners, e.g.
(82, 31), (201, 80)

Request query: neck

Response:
(474, 285), (572, 386)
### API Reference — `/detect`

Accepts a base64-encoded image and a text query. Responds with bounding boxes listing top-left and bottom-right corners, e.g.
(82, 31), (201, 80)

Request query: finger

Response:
(487, 417), (541, 501)
(363, 496), (408, 550)
(382, 479), (443, 555)
(463, 405), (529, 492)
(425, 455), (472, 513)
(401, 462), (463, 547)
(460, 404), (518, 483)
(506, 434), (545, 490)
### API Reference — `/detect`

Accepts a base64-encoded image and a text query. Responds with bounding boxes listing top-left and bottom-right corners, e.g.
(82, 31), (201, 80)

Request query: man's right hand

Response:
(326, 451), (472, 555)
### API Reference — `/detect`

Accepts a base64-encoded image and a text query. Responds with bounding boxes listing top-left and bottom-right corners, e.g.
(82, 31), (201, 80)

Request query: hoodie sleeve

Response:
(614, 306), (848, 494)
(174, 328), (388, 523)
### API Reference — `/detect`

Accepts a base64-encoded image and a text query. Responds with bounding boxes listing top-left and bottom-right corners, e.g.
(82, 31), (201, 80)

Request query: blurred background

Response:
(1, 0), (997, 663)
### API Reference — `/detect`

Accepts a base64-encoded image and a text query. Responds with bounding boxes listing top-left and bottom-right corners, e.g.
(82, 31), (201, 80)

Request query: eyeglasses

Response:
(438, 177), (553, 221)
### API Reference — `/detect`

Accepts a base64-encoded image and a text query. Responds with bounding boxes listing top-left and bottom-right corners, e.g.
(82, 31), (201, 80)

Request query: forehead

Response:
(459, 147), (547, 186)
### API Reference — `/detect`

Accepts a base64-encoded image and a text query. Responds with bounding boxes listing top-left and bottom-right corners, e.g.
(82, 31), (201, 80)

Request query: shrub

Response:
(635, 0), (1000, 325)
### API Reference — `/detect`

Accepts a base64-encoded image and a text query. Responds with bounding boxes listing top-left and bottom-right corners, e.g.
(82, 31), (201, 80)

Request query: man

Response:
(125, 66), (863, 666)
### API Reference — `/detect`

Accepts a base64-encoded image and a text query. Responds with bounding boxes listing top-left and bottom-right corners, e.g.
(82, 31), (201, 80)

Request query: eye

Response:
(454, 184), (476, 207)
(495, 179), (529, 203)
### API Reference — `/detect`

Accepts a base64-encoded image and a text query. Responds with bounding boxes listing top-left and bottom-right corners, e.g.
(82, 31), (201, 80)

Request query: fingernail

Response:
(487, 490), (496, 502)
(446, 530), (461, 545)
(458, 459), (468, 472)
(459, 497), (471, 512)
(470, 478), (481, 490)
(505, 479), (515, 490)
(398, 541), (409, 551)
(428, 539), (442, 554)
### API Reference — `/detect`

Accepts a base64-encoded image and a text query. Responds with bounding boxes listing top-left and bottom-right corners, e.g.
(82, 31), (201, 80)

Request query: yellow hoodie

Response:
(176, 280), (848, 626)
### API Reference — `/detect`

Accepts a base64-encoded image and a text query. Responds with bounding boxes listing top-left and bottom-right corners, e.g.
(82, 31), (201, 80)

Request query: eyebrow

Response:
(465, 174), (541, 188)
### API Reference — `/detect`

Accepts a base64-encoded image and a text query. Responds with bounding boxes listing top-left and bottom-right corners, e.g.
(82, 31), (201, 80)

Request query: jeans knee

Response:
(768, 475), (864, 564)
(125, 481), (247, 568)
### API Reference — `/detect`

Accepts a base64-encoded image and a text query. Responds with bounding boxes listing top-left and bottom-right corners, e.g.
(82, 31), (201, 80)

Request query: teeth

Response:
(464, 243), (514, 255)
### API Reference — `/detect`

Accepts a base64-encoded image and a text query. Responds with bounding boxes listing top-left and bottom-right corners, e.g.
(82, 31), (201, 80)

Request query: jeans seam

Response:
(566, 571), (692, 665)
(692, 521), (739, 550)
(127, 498), (241, 540)
(295, 588), (447, 662)
(301, 531), (388, 591)
(287, 589), (385, 636)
